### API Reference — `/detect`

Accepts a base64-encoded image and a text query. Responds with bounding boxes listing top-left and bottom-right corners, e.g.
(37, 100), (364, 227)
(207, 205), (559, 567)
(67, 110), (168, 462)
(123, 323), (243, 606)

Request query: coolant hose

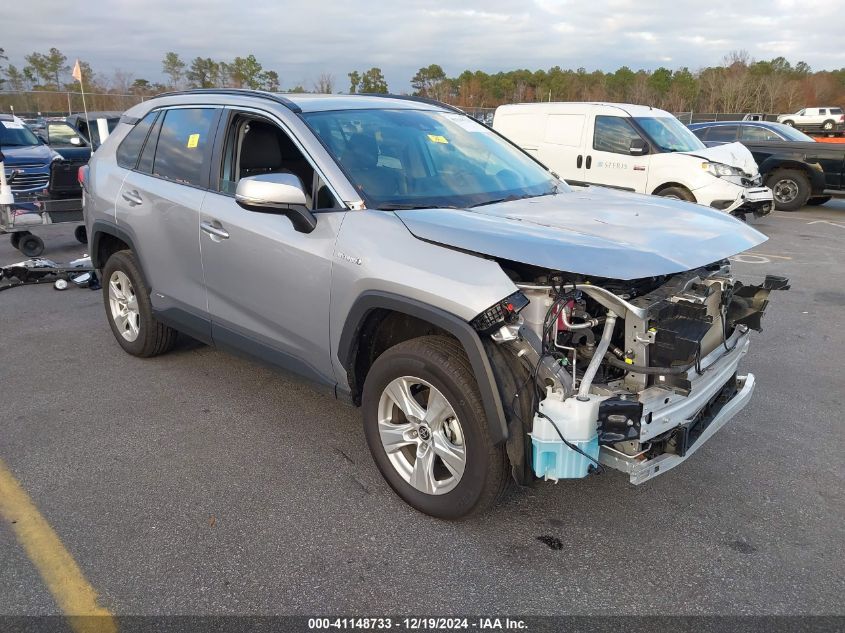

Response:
(577, 311), (617, 400)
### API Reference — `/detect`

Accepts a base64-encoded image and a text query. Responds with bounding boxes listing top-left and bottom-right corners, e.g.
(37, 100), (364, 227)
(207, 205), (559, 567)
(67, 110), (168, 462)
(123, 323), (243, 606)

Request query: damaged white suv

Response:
(83, 90), (785, 518)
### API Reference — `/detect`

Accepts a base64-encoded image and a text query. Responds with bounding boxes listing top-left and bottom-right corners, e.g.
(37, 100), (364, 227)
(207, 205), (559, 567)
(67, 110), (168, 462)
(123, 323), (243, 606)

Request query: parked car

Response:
(776, 107), (844, 135)
(84, 90), (780, 518)
(38, 112), (122, 161)
(0, 114), (60, 195)
(493, 102), (774, 218)
(688, 120), (843, 211)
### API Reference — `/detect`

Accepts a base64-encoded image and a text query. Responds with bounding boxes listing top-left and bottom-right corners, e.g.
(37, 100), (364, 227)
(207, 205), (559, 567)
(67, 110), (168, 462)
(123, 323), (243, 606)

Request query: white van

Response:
(493, 103), (774, 217)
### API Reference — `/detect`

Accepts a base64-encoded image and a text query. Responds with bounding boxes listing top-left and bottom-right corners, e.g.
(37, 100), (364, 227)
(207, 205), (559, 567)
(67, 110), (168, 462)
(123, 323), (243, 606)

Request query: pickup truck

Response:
(689, 120), (843, 211)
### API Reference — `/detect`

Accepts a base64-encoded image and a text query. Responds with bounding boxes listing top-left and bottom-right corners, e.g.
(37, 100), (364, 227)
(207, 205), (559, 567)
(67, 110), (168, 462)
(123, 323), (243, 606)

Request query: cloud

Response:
(2, 0), (843, 92)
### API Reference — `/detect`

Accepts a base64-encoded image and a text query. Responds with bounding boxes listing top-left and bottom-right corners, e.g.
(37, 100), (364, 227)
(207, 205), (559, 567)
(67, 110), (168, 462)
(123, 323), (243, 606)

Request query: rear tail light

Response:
(78, 165), (88, 187)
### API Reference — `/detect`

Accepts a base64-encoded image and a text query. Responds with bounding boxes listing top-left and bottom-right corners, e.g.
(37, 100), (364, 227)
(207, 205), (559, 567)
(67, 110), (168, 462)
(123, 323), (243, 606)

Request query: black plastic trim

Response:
(153, 306), (213, 345)
(338, 291), (509, 444)
(154, 89), (303, 113)
(355, 93), (465, 113)
(90, 219), (138, 269)
(212, 320), (336, 396)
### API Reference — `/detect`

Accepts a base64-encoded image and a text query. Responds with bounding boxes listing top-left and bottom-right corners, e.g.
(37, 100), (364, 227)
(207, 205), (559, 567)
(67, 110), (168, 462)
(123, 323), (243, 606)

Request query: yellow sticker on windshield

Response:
(427, 134), (448, 144)
(187, 133), (200, 149)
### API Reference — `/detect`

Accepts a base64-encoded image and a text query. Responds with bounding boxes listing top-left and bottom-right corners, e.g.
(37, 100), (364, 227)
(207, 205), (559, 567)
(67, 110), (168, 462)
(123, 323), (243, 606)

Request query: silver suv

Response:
(84, 90), (781, 518)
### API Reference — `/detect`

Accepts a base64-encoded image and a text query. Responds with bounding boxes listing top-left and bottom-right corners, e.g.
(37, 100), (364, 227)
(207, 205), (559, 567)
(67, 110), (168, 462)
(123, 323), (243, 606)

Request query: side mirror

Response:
(70, 136), (82, 146)
(629, 138), (648, 155)
(235, 173), (317, 234)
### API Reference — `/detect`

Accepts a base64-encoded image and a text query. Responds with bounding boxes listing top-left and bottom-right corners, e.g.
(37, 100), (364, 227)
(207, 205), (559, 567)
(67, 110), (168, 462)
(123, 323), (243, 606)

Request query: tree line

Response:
(411, 52), (845, 114)
(1, 47), (843, 116)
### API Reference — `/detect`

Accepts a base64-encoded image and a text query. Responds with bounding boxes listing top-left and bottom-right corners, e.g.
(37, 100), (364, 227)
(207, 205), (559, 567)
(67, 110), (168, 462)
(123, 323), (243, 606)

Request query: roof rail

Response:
(356, 93), (465, 113)
(153, 88), (302, 113)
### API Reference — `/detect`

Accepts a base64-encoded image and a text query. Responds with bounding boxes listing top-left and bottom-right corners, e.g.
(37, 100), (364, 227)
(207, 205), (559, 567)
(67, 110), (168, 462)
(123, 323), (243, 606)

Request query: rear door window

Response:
(703, 125), (738, 143)
(152, 108), (218, 188)
(740, 126), (781, 141)
(116, 112), (157, 169)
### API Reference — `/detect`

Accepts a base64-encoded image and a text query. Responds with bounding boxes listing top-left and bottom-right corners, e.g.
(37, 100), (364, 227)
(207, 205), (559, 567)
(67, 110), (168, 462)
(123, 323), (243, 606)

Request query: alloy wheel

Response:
(108, 270), (140, 342)
(377, 376), (467, 495)
(773, 178), (799, 205)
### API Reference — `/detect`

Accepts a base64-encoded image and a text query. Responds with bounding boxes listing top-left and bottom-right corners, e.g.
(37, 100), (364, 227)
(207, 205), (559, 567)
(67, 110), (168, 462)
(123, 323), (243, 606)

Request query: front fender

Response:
(338, 291), (510, 445)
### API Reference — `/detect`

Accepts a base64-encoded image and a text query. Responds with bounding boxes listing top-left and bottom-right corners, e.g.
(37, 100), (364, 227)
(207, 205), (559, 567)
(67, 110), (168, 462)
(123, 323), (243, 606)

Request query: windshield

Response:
(775, 124), (815, 142)
(0, 120), (41, 147)
(302, 108), (561, 209)
(634, 117), (705, 153)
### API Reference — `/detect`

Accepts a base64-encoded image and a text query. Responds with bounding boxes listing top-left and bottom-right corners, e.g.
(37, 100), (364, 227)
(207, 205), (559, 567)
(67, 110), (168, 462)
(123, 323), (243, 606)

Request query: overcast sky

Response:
(3, 0), (843, 92)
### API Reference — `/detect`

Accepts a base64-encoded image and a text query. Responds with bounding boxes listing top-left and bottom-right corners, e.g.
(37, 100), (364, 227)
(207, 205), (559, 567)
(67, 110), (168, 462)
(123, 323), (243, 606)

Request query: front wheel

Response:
(101, 250), (178, 357)
(782, 120), (794, 127)
(766, 169), (810, 211)
(362, 336), (509, 519)
(656, 186), (695, 202)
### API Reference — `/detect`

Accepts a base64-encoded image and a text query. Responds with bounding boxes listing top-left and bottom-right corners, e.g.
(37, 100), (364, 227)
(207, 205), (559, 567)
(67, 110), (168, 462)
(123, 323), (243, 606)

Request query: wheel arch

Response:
(338, 291), (509, 444)
(759, 159), (826, 194)
(651, 182), (695, 198)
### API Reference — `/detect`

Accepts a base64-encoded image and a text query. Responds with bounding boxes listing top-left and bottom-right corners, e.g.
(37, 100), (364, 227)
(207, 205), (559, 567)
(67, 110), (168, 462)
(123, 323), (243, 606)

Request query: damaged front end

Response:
(478, 260), (788, 485)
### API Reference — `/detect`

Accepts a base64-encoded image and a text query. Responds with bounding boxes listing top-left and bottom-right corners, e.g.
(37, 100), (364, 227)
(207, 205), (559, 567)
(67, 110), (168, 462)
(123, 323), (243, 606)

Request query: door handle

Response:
(121, 189), (143, 206)
(576, 155), (583, 169)
(585, 155), (592, 169)
(200, 220), (230, 240)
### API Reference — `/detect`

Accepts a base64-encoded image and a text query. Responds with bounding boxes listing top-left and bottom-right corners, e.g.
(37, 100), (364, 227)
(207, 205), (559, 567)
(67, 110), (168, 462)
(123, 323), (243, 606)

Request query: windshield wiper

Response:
(376, 203), (459, 210)
(469, 191), (554, 208)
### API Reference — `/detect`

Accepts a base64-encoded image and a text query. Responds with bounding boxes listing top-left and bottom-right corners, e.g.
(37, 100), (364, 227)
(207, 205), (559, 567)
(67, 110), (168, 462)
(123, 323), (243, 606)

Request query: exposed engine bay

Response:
(478, 260), (789, 485)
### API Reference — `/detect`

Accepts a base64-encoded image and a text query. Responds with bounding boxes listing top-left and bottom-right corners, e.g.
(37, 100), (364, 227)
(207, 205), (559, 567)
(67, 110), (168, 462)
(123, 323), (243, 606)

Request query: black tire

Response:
(101, 250), (177, 357)
(655, 186), (696, 202)
(74, 225), (87, 244)
(766, 169), (810, 211)
(822, 120), (835, 131)
(807, 196), (832, 206)
(10, 231), (28, 249)
(782, 120), (794, 127)
(362, 335), (509, 519)
(18, 234), (44, 257)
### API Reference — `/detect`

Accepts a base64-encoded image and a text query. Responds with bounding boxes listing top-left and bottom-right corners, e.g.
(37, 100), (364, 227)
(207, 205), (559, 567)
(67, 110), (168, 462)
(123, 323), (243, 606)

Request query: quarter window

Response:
(116, 112), (157, 169)
(593, 116), (643, 154)
(151, 108), (217, 187)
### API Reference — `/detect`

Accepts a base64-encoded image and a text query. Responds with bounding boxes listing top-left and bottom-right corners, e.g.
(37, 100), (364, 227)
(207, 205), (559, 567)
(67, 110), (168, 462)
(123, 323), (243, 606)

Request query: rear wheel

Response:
(656, 186), (695, 202)
(362, 335), (509, 519)
(102, 250), (177, 357)
(74, 225), (87, 244)
(766, 169), (810, 211)
(807, 196), (832, 206)
(822, 120), (835, 131)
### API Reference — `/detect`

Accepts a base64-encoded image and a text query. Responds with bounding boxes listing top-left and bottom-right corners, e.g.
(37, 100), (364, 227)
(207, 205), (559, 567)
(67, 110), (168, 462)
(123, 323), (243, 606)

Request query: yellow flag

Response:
(71, 59), (82, 83)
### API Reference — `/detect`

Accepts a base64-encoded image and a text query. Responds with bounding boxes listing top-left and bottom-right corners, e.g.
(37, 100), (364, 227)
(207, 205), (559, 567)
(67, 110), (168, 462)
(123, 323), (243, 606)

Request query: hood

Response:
(395, 187), (767, 280)
(1, 143), (55, 165)
(681, 142), (760, 176)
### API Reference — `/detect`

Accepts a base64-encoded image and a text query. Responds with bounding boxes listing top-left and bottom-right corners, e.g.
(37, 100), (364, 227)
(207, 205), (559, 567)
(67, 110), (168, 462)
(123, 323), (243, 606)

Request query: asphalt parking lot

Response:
(1, 203), (844, 618)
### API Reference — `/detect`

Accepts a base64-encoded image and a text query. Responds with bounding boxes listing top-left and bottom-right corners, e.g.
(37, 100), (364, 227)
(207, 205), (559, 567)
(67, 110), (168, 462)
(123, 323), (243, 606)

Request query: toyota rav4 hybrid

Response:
(83, 91), (785, 519)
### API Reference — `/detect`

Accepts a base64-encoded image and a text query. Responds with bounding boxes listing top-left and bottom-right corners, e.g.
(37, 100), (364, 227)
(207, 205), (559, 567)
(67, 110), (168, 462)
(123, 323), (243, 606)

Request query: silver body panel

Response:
(85, 92), (767, 490)
(395, 186), (767, 280)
